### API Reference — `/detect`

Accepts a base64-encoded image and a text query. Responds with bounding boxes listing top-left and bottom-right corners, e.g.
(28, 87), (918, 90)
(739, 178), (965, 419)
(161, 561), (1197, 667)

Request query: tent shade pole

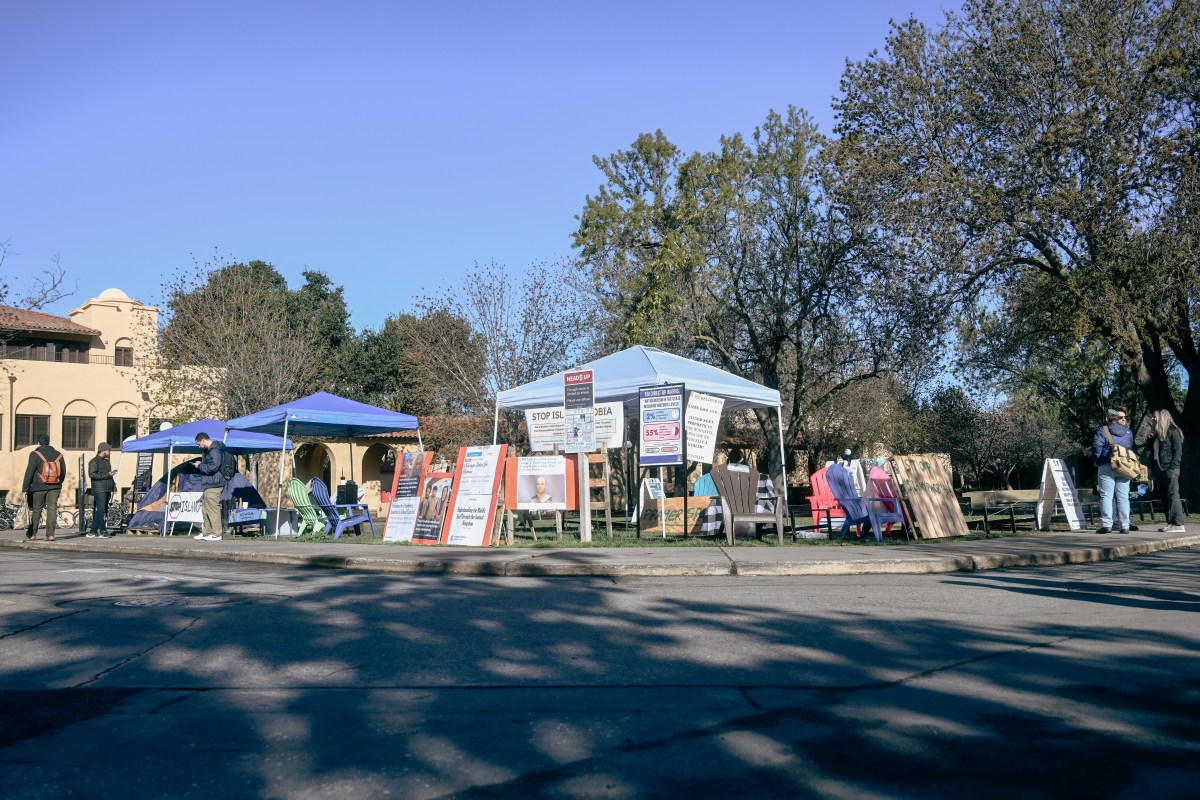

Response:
(776, 407), (788, 546)
(160, 443), (174, 537)
(492, 403), (499, 445)
(275, 418), (289, 538)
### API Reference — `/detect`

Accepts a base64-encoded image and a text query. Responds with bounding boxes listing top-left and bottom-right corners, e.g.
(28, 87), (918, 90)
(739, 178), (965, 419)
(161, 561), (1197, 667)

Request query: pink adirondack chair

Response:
(808, 467), (845, 533)
(865, 465), (910, 540)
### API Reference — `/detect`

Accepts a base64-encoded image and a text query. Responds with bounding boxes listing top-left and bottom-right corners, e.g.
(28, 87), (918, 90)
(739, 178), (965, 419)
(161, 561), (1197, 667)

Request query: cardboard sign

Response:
(638, 496), (705, 535)
(889, 454), (967, 538)
(443, 445), (507, 546)
(1036, 458), (1086, 531)
(383, 451), (434, 542)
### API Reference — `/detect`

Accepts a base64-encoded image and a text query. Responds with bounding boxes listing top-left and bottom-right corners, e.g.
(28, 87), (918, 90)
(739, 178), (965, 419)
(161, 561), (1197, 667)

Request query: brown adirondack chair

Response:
(709, 463), (784, 545)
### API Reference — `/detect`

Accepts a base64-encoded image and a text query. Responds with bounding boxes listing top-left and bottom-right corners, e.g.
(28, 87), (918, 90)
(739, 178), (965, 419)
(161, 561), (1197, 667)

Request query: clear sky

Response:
(2, 0), (951, 330)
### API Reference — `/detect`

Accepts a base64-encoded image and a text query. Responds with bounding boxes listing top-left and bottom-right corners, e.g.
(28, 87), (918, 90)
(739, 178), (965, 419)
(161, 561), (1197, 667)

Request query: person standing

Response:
(1150, 409), (1186, 533)
(86, 442), (117, 538)
(192, 432), (228, 541)
(1092, 408), (1134, 534)
(22, 434), (65, 541)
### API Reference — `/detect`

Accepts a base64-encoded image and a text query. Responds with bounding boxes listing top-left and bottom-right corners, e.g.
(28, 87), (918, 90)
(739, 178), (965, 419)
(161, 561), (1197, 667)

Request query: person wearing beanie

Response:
(86, 442), (117, 538)
(21, 434), (65, 541)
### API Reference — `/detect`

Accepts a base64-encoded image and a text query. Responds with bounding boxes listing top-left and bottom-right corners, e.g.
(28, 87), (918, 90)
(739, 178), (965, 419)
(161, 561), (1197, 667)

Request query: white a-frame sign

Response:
(1036, 459), (1086, 531)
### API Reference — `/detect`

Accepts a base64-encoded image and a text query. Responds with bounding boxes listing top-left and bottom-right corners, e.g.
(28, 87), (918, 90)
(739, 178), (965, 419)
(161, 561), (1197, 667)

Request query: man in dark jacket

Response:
(22, 434), (65, 541)
(192, 432), (228, 541)
(87, 442), (117, 538)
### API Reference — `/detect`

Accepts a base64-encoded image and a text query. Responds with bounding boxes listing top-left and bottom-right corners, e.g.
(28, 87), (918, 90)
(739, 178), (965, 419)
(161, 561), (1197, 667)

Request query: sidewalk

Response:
(3, 526), (1197, 577)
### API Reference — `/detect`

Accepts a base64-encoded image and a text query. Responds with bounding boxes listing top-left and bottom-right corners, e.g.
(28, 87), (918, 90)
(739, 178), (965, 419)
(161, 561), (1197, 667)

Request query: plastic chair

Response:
(287, 478), (329, 536)
(827, 463), (908, 543)
(310, 477), (376, 539)
(808, 467), (844, 532)
(709, 463), (784, 545)
(864, 465), (911, 540)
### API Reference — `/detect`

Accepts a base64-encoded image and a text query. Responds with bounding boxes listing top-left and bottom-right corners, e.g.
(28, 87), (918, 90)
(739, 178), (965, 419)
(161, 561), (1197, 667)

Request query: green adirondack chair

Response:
(287, 478), (329, 536)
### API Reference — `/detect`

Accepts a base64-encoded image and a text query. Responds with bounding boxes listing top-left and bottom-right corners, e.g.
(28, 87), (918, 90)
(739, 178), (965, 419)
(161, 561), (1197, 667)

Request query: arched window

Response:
(114, 337), (134, 367)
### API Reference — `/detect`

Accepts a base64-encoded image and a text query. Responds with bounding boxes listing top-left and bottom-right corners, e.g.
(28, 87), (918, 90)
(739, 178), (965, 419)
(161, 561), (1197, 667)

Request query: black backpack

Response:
(220, 447), (237, 480)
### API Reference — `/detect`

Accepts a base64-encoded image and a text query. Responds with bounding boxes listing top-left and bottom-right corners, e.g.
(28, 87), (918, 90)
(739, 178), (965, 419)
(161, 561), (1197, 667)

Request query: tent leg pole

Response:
(161, 444), (173, 537)
(777, 409), (788, 546)
(275, 419), (289, 538)
(492, 403), (500, 445)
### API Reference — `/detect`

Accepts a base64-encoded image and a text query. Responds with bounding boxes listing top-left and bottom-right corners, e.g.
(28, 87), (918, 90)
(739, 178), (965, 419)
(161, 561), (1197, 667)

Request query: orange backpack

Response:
(34, 451), (63, 485)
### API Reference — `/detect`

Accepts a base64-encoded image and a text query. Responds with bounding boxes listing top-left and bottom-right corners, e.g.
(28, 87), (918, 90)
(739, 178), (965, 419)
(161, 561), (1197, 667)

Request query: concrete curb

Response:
(4, 532), (1198, 577)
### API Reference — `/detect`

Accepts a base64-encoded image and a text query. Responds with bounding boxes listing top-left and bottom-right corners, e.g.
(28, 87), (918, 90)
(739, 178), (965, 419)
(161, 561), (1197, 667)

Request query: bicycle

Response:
(0, 499), (52, 532)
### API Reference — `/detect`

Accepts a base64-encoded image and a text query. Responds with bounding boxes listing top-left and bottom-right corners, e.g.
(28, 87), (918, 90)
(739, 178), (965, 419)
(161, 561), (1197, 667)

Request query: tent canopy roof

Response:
(225, 391), (420, 437)
(120, 418), (293, 454)
(495, 346), (781, 412)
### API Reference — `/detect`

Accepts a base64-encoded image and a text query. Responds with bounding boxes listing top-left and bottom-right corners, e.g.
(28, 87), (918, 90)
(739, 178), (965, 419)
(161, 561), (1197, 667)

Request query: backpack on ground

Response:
(34, 451), (62, 485)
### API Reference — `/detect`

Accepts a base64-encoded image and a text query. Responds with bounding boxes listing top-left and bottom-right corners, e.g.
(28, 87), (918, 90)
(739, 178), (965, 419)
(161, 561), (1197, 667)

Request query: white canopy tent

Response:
(494, 346), (789, 544)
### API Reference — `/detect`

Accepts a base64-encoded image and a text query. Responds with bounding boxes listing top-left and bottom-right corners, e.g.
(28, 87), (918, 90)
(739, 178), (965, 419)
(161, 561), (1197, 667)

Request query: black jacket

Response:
(195, 440), (228, 489)
(1157, 427), (1184, 473)
(23, 445), (65, 493)
(88, 455), (117, 492)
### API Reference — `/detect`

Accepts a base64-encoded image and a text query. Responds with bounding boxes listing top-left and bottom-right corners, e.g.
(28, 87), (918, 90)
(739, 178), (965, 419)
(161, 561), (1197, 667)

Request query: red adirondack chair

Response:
(808, 467), (845, 533)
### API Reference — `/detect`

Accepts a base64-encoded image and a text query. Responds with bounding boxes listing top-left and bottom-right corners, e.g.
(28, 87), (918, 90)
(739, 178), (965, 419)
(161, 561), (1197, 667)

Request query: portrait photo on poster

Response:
(515, 455), (569, 510)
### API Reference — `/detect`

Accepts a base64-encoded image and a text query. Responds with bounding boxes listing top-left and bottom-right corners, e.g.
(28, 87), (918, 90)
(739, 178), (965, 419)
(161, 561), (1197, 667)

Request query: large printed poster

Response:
(383, 451), (433, 542)
(639, 384), (684, 467)
(525, 403), (625, 452)
(412, 469), (455, 545)
(684, 391), (724, 464)
(443, 444), (507, 546)
(514, 456), (568, 511)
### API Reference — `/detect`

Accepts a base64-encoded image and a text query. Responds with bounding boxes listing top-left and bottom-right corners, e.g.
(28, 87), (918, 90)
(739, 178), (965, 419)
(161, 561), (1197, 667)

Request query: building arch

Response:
(108, 401), (138, 418)
(63, 399), (97, 417)
(360, 443), (394, 499)
(16, 397), (52, 416)
(294, 442), (334, 490)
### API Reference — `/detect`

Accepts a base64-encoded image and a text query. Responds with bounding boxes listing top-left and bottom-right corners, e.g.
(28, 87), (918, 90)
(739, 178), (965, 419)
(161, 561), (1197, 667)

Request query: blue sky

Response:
(2, 0), (951, 329)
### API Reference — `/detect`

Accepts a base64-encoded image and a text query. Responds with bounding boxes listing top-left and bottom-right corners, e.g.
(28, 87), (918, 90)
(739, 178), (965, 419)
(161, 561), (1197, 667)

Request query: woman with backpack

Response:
(22, 434), (65, 541)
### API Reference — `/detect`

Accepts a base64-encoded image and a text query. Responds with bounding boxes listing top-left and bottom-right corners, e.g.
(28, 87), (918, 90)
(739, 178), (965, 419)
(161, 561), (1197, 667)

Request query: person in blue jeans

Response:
(1092, 408), (1134, 534)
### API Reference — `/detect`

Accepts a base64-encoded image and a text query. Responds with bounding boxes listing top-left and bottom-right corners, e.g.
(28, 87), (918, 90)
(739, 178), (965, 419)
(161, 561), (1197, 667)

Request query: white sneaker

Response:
(202, 534), (222, 541)
(193, 532), (206, 540)
(1158, 524), (1186, 533)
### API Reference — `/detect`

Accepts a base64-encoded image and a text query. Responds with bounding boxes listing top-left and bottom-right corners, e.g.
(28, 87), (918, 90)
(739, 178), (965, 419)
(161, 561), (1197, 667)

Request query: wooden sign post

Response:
(890, 454), (968, 539)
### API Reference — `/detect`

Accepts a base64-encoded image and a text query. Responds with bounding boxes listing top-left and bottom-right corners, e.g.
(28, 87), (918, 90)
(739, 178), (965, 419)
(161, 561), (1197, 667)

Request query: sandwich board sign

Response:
(1036, 458), (1086, 531)
(890, 453), (967, 538)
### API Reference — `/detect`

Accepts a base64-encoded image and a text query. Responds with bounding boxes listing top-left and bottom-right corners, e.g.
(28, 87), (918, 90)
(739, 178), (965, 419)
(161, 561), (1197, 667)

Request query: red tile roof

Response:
(0, 305), (100, 336)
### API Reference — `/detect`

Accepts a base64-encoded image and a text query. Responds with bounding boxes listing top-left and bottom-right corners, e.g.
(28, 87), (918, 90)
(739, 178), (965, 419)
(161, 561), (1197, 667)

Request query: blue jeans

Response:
(1097, 464), (1130, 529)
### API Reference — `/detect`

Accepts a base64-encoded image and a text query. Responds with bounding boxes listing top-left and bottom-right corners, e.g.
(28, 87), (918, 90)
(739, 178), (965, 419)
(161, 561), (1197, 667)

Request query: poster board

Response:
(1036, 458), (1086, 531)
(503, 457), (577, 509)
(525, 402), (625, 451)
(639, 384), (684, 467)
(383, 451), (434, 542)
(412, 468), (455, 545)
(684, 391), (724, 464)
(512, 456), (569, 510)
(564, 369), (595, 453)
(166, 491), (203, 524)
(134, 452), (155, 493)
(889, 454), (967, 538)
(442, 444), (508, 546)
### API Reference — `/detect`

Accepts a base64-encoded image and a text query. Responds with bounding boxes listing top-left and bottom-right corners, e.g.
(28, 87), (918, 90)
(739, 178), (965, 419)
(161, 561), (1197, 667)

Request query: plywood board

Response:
(890, 454), (968, 538)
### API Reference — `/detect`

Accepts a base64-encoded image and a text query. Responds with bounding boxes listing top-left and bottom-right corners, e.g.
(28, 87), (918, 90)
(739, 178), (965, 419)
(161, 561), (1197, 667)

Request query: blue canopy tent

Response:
(120, 419), (293, 536)
(225, 391), (422, 528)
(494, 346), (788, 545)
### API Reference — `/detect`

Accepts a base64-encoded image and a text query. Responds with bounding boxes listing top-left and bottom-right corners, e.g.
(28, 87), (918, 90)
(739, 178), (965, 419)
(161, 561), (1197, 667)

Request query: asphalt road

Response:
(2, 546), (1198, 799)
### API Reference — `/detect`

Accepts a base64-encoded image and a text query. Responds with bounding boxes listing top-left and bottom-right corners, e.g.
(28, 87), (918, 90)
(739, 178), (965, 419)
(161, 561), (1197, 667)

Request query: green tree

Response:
(833, 0), (1200, 496)
(574, 110), (941, 481)
(156, 259), (325, 419)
